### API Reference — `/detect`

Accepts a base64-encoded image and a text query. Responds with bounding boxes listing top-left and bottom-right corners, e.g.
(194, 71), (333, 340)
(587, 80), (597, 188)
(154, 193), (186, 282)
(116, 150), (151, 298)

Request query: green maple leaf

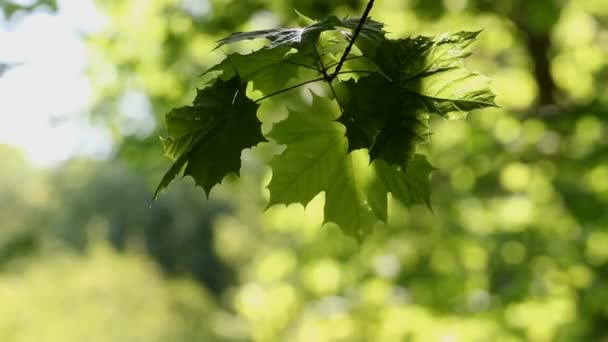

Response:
(325, 152), (435, 240)
(339, 74), (429, 169)
(338, 31), (496, 169)
(267, 94), (432, 240)
(373, 31), (497, 119)
(374, 31), (480, 81)
(155, 76), (264, 198)
(403, 67), (496, 119)
(266, 93), (346, 207)
(373, 155), (435, 208)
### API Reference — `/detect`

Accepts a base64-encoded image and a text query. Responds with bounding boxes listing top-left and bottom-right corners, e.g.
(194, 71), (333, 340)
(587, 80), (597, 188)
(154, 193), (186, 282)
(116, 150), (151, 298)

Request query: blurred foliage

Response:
(1, 0), (608, 340)
(0, 144), (235, 294)
(0, 0), (57, 19)
(0, 241), (242, 341)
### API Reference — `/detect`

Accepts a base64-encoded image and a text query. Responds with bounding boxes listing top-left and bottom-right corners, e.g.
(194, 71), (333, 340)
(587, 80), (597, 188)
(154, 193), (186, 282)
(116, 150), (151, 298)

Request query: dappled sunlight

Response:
(2, 0), (608, 340)
(302, 259), (343, 296)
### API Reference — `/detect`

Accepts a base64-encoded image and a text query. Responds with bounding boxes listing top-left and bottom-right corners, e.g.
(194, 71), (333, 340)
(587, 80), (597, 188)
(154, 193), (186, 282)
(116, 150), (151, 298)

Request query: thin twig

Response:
(254, 77), (327, 102)
(312, 44), (329, 79)
(312, 43), (342, 111)
(328, 0), (376, 81)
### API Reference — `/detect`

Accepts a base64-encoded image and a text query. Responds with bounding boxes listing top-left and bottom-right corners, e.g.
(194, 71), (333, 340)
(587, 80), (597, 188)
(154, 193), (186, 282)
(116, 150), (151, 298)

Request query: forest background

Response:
(1, 0), (607, 341)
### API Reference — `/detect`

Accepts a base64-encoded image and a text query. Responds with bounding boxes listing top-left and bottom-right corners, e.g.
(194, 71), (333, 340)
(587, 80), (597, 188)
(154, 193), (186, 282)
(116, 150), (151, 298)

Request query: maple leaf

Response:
(403, 67), (496, 119)
(337, 31), (496, 169)
(372, 31), (497, 118)
(266, 93), (346, 207)
(325, 152), (435, 240)
(266, 94), (432, 240)
(339, 74), (429, 169)
(155, 76), (264, 197)
(373, 155), (435, 208)
(373, 31), (480, 81)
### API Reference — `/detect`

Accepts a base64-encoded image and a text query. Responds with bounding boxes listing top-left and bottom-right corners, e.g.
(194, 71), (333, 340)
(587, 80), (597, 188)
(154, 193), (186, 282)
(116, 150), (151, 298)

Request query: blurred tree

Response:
(0, 144), (43, 267)
(41, 157), (236, 294)
(0, 144), (235, 294)
(0, 0), (57, 19)
(0, 242), (242, 341)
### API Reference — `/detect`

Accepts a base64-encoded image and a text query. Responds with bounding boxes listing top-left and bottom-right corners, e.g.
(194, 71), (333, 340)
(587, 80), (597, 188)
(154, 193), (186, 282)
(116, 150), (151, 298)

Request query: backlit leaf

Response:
(155, 76), (264, 197)
(266, 94), (433, 240)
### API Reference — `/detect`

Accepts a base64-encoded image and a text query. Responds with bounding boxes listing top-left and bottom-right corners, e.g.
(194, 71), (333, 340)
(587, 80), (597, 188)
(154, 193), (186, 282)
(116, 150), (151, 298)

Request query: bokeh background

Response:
(1, 0), (607, 341)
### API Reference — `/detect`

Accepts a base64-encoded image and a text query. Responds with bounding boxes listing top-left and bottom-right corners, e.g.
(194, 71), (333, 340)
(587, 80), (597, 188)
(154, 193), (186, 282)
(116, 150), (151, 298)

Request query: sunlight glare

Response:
(0, 0), (111, 166)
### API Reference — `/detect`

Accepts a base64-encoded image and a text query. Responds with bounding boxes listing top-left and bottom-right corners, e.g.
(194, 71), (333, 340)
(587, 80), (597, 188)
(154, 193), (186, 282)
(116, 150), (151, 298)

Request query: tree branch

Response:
(328, 0), (376, 81)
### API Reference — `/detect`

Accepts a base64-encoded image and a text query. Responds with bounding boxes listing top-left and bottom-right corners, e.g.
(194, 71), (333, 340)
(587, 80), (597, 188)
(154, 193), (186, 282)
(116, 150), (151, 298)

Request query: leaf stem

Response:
(328, 0), (376, 81)
(312, 44), (329, 79)
(254, 76), (327, 102)
(312, 44), (342, 111)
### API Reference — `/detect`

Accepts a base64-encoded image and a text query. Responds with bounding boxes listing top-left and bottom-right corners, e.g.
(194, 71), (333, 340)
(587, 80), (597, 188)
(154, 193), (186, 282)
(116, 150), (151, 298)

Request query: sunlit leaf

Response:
(266, 94), (432, 239)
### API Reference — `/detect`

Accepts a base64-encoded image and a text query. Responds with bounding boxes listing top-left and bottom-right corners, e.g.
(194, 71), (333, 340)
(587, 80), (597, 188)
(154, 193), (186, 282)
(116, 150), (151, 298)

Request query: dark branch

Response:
(328, 0), (376, 81)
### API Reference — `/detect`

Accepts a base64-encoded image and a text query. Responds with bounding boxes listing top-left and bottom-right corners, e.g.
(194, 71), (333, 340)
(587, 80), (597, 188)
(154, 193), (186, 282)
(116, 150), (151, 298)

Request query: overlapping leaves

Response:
(266, 95), (435, 239)
(156, 15), (496, 240)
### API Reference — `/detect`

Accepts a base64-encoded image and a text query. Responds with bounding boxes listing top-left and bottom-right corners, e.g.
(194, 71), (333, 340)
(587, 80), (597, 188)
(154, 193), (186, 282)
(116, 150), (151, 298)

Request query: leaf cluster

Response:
(155, 14), (496, 240)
